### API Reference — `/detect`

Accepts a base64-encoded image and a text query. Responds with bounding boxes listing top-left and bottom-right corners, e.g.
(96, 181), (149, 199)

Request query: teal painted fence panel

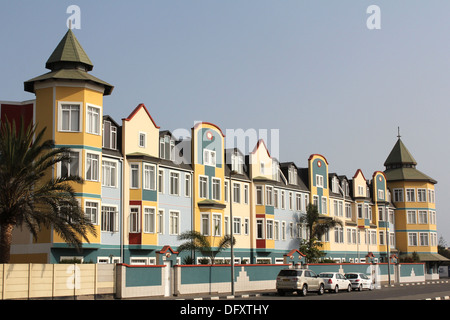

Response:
(125, 266), (163, 287)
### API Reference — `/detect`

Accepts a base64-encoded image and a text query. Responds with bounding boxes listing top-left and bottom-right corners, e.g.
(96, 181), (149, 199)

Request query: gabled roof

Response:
(123, 103), (160, 128)
(384, 138), (417, 167)
(45, 29), (93, 71)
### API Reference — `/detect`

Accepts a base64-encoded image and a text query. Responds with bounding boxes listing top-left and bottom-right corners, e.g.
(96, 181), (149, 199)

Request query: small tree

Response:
(299, 203), (343, 263)
(177, 230), (235, 264)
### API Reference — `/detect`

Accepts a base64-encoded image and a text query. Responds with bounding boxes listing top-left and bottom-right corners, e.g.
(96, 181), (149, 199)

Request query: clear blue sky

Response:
(1, 1), (449, 244)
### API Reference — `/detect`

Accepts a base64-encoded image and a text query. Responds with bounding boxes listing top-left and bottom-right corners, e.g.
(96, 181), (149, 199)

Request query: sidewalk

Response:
(134, 289), (277, 300)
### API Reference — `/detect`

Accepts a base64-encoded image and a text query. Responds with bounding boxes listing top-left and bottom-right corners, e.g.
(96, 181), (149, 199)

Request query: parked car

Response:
(344, 272), (374, 291)
(319, 272), (352, 293)
(276, 269), (325, 296)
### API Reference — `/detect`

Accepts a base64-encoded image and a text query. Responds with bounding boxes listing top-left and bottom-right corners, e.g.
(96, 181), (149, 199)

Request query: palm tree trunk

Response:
(0, 223), (14, 263)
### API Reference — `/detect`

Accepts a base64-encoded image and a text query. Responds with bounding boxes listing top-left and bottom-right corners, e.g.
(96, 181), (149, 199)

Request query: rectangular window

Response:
(101, 206), (118, 232)
(296, 194), (302, 211)
(316, 175), (324, 187)
(130, 164), (139, 189)
(407, 210), (417, 224)
(321, 197), (327, 214)
(357, 204), (363, 219)
(256, 219), (264, 239)
(60, 104), (80, 132)
(274, 221), (279, 240)
(274, 189), (279, 208)
(213, 214), (221, 236)
(418, 210), (428, 224)
(102, 121), (117, 150)
(102, 160), (117, 187)
(157, 209), (164, 234)
(289, 192), (293, 210)
(201, 213), (210, 236)
(345, 203), (352, 219)
(406, 188), (415, 202)
(203, 149), (216, 166)
(86, 153), (99, 181)
(60, 151), (80, 178)
(85, 201), (98, 225)
(169, 211), (179, 235)
(212, 178), (221, 200)
(143, 164), (156, 190)
(281, 191), (286, 209)
(265, 186), (273, 206)
(266, 220), (273, 240)
(199, 176), (208, 198)
(185, 174), (191, 197)
(169, 172), (179, 195)
(408, 233), (418, 246)
(244, 218), (249, 235)
(233, 183), (241, 203)
(87, 105), (100, 135)
(244, 184), (249, 204)
(130, 207), (140, 233)
(224, 181), (229, 202)
(158, 169), (164, 193)
(139, 132), (146, 148)
(233, 217), (241, 235)
(256, 186), (263, 205)
(281, 221), (286, 240)
(144, 207), (156, 233)
(393, 189), (404, 202)
(417, 189), (427, 202)
(428, 189), (435, 203)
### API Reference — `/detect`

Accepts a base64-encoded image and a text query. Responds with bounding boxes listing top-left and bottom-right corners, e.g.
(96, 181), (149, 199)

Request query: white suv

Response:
(276, 269), (325, 296)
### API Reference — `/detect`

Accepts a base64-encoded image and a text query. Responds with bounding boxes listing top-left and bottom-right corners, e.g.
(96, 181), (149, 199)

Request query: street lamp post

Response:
(229, 172), (235, 295)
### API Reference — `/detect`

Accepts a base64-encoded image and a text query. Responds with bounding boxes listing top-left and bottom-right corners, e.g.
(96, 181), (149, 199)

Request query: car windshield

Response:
(345, 274), (358, 279)
(278, 270), (302, 277)
(319, 273), (334, 278)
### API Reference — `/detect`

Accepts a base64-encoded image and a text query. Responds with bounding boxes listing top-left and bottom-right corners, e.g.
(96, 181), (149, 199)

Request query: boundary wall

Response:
(0, 262), (426, 299)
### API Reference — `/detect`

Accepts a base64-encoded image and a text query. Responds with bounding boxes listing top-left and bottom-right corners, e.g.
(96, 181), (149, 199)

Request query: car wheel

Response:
(347, 284), (352, 292)
(334, 285), (339, 293)
(318, 284), (324, 295)
(300, 285), (308, 296)
(358, 284), (362, 291)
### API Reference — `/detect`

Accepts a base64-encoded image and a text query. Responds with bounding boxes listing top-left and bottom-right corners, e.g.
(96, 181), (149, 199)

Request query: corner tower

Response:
(384, 135), (447, 273)
(23, 29), (114, 261)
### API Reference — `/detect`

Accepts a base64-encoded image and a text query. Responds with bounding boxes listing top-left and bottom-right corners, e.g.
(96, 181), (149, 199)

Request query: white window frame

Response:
(85, 151), (100, 182)
(185, 173), (191, 197)
(203, 149), (216, 166)
(158, 169), (164, 193)
(58, 102), (82, 132)
(233, 217), (241, 235)
(212, 177), (221, 201)
(102, 159), (118, 188)
(130, 163), (140, 189)
(417, 189), (427, 202)
(157, 209), (164, 234)
(169, 210), (180, 235)
(139, 132), (146, 148)
(316, 175), (324, 188)
(265, 186), (273, 206)
(86, 104), (101, 135)
(244, 184), (249, 204)
(143, 206), (156, 234)
(201, 213), (210, 236)
(101, 204), (119, 233)
(256, 219), (264, 239)
(199, 175), (208, 199)
(129, 206), (141, 233)
(213, 213), (222, 236)
(266, 219), (274, 240)
(85, 200), (99, 225)
(169, 171), (180, 196)
(406, 188), (415, 202)
(233, 182), (241, 203)
(408, 232), (418, 246)
(256, 186), (263, 205)
(58, 149), (81, 178)
(143, 163), (156, 191)
(407, 210), (417, 224)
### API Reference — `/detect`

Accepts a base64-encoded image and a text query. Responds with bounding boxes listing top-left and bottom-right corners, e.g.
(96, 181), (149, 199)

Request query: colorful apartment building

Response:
(1, 29), (447, 278)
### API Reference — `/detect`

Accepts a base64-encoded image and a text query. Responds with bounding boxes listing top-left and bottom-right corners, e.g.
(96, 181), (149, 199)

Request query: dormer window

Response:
(332, 177), (339, 193)
(203, 149), (216, 166)
(231, 152), (243, 174)
(160, 135), (175, 161)
(288, 166), (297, 185)
(102, 120), (117, 150)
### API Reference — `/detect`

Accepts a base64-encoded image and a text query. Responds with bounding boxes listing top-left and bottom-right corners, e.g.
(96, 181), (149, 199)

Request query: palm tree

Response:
(300, 203), (343, 263)
(0, 119), (96, 263)
(177, 230), (235, 265)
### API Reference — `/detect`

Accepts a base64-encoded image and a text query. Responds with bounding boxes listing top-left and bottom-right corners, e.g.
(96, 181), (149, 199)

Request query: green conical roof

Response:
(45, 29), (93, 71)
(24, 29), (113, 95)
(384, 138), (417, 167)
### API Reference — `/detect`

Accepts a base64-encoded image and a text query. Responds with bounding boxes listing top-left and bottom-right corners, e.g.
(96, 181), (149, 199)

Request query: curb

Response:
(176, 292), (272, 301)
